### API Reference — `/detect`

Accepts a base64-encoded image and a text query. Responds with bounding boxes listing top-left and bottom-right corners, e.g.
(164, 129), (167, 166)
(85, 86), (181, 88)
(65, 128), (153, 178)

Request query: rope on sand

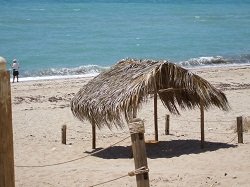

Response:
(225, 134), (238, 144)
(15, 136), (130, 168)
(89, 166), (149, 187)
(89, 174), (128, 187)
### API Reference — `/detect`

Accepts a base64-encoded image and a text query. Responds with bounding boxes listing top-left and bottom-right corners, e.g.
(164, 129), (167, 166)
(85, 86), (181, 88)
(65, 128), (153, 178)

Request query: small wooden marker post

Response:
(165, 114), (170, 135)
(61, 125), (67, 144)
(0, 57), (15, 187)
(154, 93), (158, 141)
(92, 124), (96, 149)
(129, 118), (149, 187)
(237, 116), (243, 143)
(200, 102), (205, 149)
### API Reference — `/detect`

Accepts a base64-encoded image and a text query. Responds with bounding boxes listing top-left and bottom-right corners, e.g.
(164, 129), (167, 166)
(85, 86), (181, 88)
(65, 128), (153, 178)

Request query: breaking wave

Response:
(179, 54), (250, 67)
(21, 64), (110, 78)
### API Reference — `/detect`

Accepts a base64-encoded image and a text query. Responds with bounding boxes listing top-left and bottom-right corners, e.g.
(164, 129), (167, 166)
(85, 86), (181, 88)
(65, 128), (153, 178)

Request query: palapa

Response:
(71, 58), (229, 129)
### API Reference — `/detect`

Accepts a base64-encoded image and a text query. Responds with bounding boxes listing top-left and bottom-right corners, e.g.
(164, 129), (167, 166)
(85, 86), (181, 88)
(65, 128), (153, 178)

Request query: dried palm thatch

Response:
(71, 58), (229, 129)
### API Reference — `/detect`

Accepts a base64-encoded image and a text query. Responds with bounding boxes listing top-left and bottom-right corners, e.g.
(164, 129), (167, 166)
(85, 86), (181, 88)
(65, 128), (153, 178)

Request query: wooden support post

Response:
(61, 125), (67, 144)
(165, 115), (170, 135)
(133, 108), (137, 118)
(0, 57), (15, 187)
(237, 116), (243, 143)
(154, 93), (158, 142)
(200, 102), (205, 149)
(92, 124), (96, 149)
(129, 118), (150, 187)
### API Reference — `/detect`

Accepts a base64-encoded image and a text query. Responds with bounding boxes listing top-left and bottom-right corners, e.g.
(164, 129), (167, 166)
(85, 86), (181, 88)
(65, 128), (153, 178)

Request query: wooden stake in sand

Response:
(92, 124), (96, 149)
(237, 116), (243, 143)
(165, 114), (170, 135)
(0, 57), (15, 187)
(61, 125), (67, 144)
(154, 93), (158, 142)
(200, 102), (205, 149)
(129, 118), (149, 187)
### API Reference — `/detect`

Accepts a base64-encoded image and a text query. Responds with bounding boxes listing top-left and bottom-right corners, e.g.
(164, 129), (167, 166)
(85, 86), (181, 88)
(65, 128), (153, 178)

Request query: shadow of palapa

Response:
(85, 139), (237, 159)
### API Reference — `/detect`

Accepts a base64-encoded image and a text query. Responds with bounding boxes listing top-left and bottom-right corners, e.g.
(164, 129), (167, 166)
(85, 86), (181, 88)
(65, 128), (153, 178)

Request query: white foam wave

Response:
(21, 64), (109, 78)
(179, 56), (229, 67)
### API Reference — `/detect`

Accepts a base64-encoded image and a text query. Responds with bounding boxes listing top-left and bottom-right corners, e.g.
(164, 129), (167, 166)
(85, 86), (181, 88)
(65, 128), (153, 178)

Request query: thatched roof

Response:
(71, 59), (229, 129)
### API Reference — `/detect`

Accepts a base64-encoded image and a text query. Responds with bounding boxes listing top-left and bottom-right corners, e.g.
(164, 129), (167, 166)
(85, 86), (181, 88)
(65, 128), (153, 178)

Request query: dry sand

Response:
(11, 65), (250, 187)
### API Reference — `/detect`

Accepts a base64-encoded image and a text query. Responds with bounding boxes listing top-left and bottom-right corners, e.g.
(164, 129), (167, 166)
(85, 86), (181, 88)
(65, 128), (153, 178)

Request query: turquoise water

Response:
(1, 0), (250, 79)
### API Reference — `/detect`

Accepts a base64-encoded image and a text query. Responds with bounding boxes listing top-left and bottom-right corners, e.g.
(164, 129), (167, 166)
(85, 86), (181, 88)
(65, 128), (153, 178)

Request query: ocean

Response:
(1, 0), (250, 81)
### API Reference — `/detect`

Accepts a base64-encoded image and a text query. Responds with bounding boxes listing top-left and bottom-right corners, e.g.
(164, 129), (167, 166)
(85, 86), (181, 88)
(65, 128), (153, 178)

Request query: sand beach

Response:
(12, 65), (250, 187)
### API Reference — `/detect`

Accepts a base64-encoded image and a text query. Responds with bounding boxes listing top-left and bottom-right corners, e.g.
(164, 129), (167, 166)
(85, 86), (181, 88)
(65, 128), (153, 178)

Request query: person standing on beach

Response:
(12, 59), (20, 83)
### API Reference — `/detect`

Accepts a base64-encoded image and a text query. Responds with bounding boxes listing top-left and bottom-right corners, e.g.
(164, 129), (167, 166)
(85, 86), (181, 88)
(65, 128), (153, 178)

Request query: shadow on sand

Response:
(85, 139), (237, 159)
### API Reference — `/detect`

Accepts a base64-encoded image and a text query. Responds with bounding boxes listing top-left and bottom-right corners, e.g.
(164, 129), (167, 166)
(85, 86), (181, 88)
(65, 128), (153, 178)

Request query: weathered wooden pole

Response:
(237, 116), (243, 143)
(165, 114), (170, 135)
(200, 102), (205, 149)
(133, 108), (137, 118)
(154, 93), (158, 142)
(129, 118), (150, 187)
(0, 57), (15, 187)
(61, 125), (67, 144)
(92, 124), (96, 149)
